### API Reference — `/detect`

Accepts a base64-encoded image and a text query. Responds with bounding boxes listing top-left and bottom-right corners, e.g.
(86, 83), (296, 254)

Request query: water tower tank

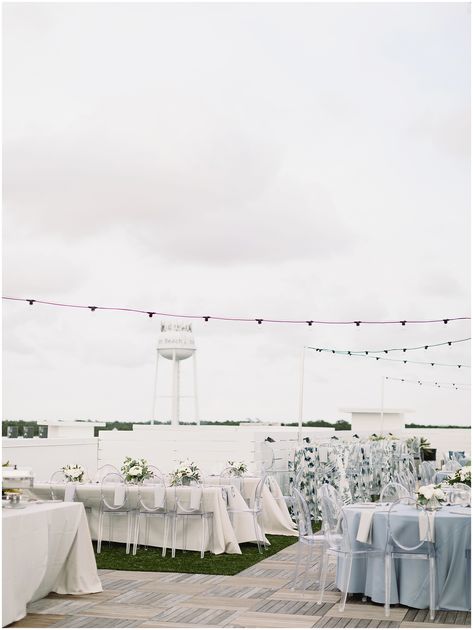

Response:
(157, 321), (195, 360)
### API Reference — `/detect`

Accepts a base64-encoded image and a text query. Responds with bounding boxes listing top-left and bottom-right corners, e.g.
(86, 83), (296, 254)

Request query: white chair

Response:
(227, 475), (267, 553)
(168, 482), (213, 559)
(318, 494), (386, 611)
(291, 488), (325, 590)
(132, 467), (171, 557)
(380, 481), (411, 503)
(384, 497), (436, 620)
(97, 472), (136, 554)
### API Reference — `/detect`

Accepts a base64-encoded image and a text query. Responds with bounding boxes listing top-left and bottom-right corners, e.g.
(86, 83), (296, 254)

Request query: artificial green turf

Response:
(94, 534), (298, 576)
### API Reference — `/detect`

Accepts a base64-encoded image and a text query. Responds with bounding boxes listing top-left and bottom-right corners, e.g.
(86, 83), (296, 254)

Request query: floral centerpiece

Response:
(62, 464), (86, 483)
(169, 460), (201, 486)
(120, 457), (153, 484)
(416, 484), (446, 511)
(447, 465), (471, 488)
(226, 461), (248, 477)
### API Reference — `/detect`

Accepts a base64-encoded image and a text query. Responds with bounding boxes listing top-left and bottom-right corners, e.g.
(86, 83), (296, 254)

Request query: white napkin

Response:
(114, 485), (125, 506)
(153, 486), (165, 508)
(319, 446), (328, 463)
(356, 509), (376, 543)
(189, 487), (202, 510)
(64, 484), (76, 502)
(418, 511), (435, 542)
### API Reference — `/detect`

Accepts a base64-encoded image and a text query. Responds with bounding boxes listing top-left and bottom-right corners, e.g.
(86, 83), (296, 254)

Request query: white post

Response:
(151, 350), (160, 425)
(380, 375), (385, 433)
(298, 347), (306, 445)
(193, 352), (200, 426)
(171, 350), (179, 427)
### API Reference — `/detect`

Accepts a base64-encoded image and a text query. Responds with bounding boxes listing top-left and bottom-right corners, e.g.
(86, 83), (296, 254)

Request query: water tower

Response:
(151, 321), (199, 426)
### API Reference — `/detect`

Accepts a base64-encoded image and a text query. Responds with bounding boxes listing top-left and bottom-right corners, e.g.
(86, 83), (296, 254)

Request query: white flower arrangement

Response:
(416, 484), (446, 507)
(120, 457), (153, 483)
(62, 464), (86, 483)
(448, 465), (471, 487)
(226, 461), (248, 477)
(169, 460), (201, 486)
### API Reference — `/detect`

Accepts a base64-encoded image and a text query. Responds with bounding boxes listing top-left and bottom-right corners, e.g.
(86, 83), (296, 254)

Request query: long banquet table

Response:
(2, 501), (102, 627)
(338, 503), (471, 611)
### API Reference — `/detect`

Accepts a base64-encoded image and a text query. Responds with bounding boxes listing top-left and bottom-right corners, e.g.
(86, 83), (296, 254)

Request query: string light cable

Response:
(309, 338), (470, 355)
(306, 346), (470, 369)
(384, 376), (470, 390)
(1, 296), (470, 327)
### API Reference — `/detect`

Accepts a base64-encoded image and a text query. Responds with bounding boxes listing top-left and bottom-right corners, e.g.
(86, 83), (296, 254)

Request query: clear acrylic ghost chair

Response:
(132, 467), (171, 556)
(380, 482), (412, 503)
(320, 482), (343, 507)
(384, 497), (436, 620)
(318, 495), (386, 611)
(97, 472), (136, 554)
(419, 461), (436, 486)
(48, 470), (69, 500)
(448, 482), (471, 506)
(169, 482), (213, 559)
(260, 442), (275, 474)
(94, 464), (120, 483)
(227, 475), (267, 553)
(219, 466), (243, 495)
(291, 488), (325, 590)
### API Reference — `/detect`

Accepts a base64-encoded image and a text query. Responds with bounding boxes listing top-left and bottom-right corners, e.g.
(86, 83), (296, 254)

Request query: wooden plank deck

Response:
(8, 543), (471, 628)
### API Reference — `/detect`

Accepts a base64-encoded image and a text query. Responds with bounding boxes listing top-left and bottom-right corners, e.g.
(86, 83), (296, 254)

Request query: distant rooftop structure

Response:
(339, 408), (414, 433)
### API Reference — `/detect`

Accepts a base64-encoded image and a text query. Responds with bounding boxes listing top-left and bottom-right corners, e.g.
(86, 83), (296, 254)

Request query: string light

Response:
(310, 338), (470, 355)
(384, 376), (470, 390)
(306, 347), (470, 369)
(2, 297), (470, 327)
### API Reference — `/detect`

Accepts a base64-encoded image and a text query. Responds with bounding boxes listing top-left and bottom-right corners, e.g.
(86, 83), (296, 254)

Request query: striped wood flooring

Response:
(8, 543), (471, 628)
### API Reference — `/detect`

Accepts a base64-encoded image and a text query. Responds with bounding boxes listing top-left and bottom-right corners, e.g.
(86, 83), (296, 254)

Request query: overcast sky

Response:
(3, 2), (471, 426)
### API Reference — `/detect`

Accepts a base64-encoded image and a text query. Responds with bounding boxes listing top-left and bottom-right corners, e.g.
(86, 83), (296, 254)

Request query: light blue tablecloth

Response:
(337, 505), (471, 611)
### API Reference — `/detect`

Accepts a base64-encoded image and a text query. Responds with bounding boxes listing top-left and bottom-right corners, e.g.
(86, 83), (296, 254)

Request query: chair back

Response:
(171, 481), (204, 514)
(292, 488), (314, 539)
(48, 470), (68, 500)
(319, 494), (348, 551)
(219, 467), (243, 493)
(380, 481), (411, 503)
(94, 464), (120, 483)
(448, 482), (471, 506)
(260, 442), (275, 473)
(419, 461), (436, 485)
(387, 497), (431, 552)
(100, 472), (128, 510)
(139, 467), (167, 511)
(319, 482), (343, 506)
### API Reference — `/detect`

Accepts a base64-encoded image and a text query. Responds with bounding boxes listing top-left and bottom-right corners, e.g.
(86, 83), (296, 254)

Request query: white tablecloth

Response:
(204, 476), (297, 536)
(29, 484), (242, 555)
(2, 502), (102, 627)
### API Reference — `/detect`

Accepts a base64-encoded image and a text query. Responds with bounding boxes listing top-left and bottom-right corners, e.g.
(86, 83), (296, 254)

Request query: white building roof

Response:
(339, 408), (413, 414)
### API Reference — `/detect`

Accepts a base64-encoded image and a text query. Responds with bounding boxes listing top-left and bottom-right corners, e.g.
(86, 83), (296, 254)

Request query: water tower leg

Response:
(171, 350), (179, 427)
(151, 350), (160, 425)
(193, 352), (200, 426)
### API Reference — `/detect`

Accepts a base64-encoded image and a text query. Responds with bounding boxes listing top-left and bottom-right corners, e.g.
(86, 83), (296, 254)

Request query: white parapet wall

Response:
(2, 438), (99, 482)
(98, 425), (336, 474)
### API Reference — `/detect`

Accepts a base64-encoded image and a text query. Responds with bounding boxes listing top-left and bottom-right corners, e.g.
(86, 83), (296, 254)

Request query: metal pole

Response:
(380, 375), (385, 433)
(193, 352), (200, 426)
(298, 347), (306, 445)
(151, 350), (160, 425)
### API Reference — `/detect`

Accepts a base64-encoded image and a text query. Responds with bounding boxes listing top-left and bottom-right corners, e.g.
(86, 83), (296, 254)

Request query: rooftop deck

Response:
(9, 544), (470, 628)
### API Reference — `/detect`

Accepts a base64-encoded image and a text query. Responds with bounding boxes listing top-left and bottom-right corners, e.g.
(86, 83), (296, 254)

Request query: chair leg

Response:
(315, 543), (325, 587)
(429, 555), (436, 621)
(385, 553), (392, 617)
(317, 550), (329, 604)
(291, 541), (303, 590)
(132, 513), (141, 556)
(200, 516), (205, 559)
(97, 510), (104, 554)
(172, 516), (178, 558)
(301, 543), (313, 591)
(126, 512), (132, 554)
(339, 555), (353, 612)
(162, 515), (168, 558)
(145, 514), (150, 550)
(253, 513), (262, 553)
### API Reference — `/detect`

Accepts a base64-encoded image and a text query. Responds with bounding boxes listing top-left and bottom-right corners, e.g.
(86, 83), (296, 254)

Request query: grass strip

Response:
(94, 534), (298, 576)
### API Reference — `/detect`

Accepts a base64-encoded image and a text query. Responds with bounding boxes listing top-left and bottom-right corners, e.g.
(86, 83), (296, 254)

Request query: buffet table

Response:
(2, 501), (102, 627)
(338, 503), (471, 611)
